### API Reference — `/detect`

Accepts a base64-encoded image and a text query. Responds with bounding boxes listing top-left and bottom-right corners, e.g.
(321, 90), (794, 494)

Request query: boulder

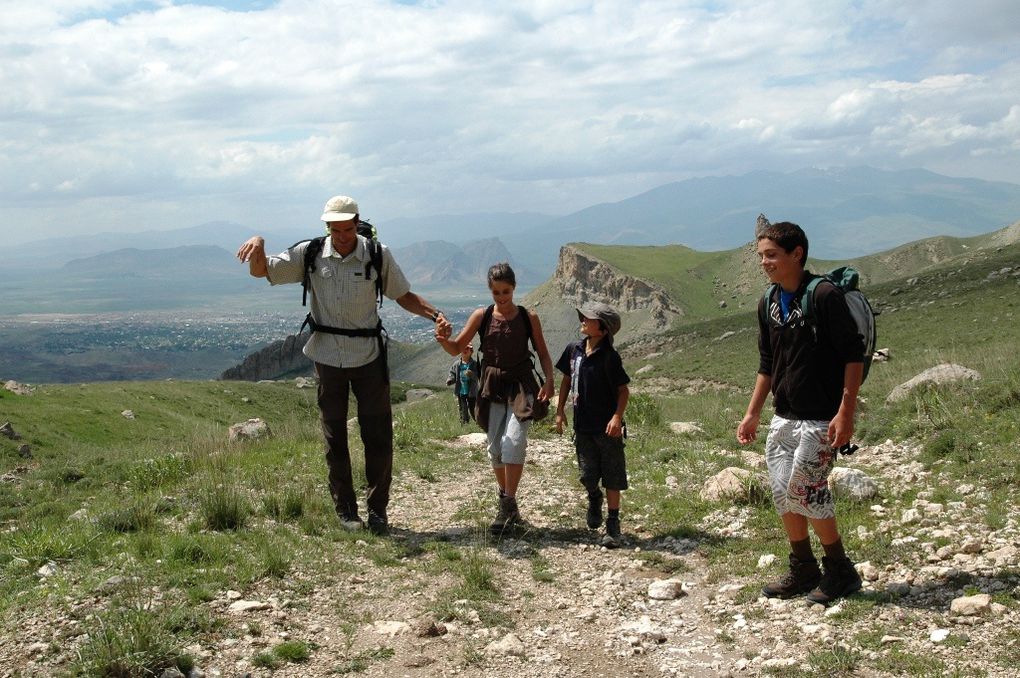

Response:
(485, 633), (526, 657)
(829, 467), (878, 500)
(647, 579), (687, 600)
(700, 467), (764, 503)
(405, 388), (434, 403)
(887, 364), (981, 403)
(228, 418), (271, 442)
(669, 421), (704, 436)
(4, 380), (34, 396)
(0, 422), (21, 440)
(950, 593), (991, 617)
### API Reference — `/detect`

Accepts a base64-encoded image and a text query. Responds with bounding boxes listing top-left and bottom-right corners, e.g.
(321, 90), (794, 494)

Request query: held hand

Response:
(605, 414), (623, 438)
(736, 414), (759, 445)
(827, 411), (854, 449)
(538, 382), (554, 402)
(435, 318), (453, 340)
(554, 411), (566, 435)
(236, 236), (265, 263)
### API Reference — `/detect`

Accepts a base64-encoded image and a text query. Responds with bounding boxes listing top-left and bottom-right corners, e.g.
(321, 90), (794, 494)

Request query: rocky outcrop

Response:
(554, 245), (682, 330)
(220, 333), (312, 382)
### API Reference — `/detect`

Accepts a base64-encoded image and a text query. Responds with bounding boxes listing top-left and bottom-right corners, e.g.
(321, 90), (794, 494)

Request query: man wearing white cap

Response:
(237, 195), (450, 535)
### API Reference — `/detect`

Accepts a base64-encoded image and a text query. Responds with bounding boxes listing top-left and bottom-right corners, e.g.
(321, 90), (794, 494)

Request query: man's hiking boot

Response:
(367, 509), (389, 536)
(762, 554), (822, 599)
(490, 496), (520, 534)
(339, 511), (364, 532)
(586, 491), (604, 530)
(601, 515), (621, 549)
(806, 556), (862, 606)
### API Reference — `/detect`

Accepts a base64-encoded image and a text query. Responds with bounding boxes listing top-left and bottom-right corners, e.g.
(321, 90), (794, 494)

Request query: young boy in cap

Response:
(555, 303), (630, 548)
(737, 221), (864, 604)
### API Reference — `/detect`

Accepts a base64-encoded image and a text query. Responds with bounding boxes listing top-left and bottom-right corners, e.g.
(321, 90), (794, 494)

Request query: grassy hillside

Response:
(2, 239), (1020, 675)
(576, 219), (1020, 323)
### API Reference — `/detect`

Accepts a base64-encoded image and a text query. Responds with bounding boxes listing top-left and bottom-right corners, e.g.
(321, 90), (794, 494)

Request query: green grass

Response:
(3, 238), (1020, 674)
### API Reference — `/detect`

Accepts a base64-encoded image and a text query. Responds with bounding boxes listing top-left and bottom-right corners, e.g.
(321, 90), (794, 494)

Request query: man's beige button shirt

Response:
(266, 235), (411, 369)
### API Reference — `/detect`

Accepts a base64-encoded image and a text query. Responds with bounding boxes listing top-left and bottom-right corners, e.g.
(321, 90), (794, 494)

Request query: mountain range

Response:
(5, 166), (1020, 312)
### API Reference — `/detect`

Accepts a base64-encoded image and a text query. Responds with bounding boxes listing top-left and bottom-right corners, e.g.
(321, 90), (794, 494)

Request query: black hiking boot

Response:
(366, 509), (389, 536)
(338, 509), (364, 532)
(806, 556), (862, 606)
(586, 491), (604, 530)
(489, 496), (520, 535)
(601, 515), (621, 549)
(762, 554), (822, 599)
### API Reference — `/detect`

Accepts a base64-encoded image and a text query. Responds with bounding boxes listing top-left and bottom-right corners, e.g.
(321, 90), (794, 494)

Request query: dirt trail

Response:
(209, 432), (747, 678)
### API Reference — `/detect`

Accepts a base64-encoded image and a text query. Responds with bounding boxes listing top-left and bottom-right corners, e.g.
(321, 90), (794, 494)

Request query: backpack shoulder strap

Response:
(517, 304), (536, 351)
(299, 237), (326, 307)
(759, 283), (777, 326)
(478, 304), (495, 350)
(365, 237), (384, 307)
(801, 274), (828, 320)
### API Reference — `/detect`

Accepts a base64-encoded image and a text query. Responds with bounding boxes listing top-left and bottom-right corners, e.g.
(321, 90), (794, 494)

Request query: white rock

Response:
(405, 388), (434, 402)
(700, 467), (761, 502)
(881, 635), (906, 644)
(68, 508), (89, 521)
(371, 620), (411, 636)
(829, 467), (879, 500)
(757, 554), (777, 569)
(950, 594), (991, 616)
(121, 409), (135, 419)
(668, 421), (705, 436)
(228, 418), (271, 442)
(486, 633), (526, 657)
(648, 579), (687, 600)
(37, 561), (57, 578)
(887, 364), (981, 403)
(900, 509), (922, 525)
(858, 562), (880, 581)
(636, 365), (655, 375)
(228, 600), (271, 614)
(930, 629), (951, 643)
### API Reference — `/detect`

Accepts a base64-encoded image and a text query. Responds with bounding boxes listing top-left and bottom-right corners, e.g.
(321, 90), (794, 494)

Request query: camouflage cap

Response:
(576, 302), (621, 337)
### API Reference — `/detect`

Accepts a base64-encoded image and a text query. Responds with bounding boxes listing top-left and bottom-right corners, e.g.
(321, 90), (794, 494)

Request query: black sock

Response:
(608, 509), (620, 520)
(822, 538), (847, 560)
(790, 538), (815, 561)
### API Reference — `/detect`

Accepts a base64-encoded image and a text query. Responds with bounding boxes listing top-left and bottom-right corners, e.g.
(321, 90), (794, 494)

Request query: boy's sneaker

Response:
(339, 511), (364, 532)
(806, 556), (862, 606)
(762, 554), (822, 599)
(367, 509), (389, 536)
(601, 516), (621, 549)
(490, 496), (520, 534)
(586, 491), (604, 530)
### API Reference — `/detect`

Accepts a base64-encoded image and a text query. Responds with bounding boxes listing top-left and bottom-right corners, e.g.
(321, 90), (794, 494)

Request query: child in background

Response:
(447, 345), (480, 424)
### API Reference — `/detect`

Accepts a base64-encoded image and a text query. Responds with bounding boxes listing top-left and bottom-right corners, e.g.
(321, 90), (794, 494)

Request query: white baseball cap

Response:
(320, 195), (359, 222)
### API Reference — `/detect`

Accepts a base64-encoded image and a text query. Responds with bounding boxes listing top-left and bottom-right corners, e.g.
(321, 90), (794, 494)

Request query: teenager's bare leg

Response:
(606, 489), (621, 510)
(809, 516), (841, 545)
(503, 463), (524, 497)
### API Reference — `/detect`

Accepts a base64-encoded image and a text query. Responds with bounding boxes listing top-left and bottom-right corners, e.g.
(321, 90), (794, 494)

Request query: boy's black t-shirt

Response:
(556, 339), (630, 434)
(757, 272), (865, 421)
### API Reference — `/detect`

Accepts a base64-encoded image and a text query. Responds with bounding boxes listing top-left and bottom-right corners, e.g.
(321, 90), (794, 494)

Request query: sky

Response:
(2, 0), (1019, 245)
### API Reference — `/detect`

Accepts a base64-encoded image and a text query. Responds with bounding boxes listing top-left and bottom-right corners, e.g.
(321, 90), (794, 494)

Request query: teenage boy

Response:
(555, 303), (630, 548)
(737, 222), (864, 605)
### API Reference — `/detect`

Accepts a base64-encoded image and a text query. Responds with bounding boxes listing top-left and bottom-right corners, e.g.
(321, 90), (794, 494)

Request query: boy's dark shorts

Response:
(575, 432), (628, 491)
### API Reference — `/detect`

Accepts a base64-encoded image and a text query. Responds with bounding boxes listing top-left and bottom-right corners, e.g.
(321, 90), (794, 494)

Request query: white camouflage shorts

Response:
(764, 415), (836, 519)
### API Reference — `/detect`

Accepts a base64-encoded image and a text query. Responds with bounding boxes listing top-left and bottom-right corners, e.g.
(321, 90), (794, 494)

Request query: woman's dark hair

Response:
(487, 262), (516, 287)
(757, 221), (809, 266)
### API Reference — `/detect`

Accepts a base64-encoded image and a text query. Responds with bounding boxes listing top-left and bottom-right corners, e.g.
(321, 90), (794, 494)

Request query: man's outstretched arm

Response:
(236, 236), (268, 278)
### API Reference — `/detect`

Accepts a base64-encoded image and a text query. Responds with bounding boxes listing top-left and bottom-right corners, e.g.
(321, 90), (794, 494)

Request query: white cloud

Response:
(1, 0), (1018, 244)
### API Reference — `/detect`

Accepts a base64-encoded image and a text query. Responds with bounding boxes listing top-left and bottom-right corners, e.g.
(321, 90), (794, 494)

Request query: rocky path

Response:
(6, 430), (1018, 677)
(186, 433), (750, 677)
